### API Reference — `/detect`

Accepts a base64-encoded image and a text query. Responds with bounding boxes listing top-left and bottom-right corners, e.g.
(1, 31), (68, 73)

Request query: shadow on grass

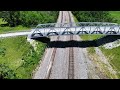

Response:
(32, 35), (120, 48)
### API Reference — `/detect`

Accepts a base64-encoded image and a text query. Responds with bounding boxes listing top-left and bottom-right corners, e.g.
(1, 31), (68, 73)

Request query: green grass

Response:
(73, 15), (79, 23)
(109, 11), (120, 24)
(88, 47), (96, 54)
(80, 35), (120, 78)
(0, 25), (31, 34)
(80, 35), (103, 54)
(100, 45), (120, 78)
(80, 35), (103, 40)
(0, 18), (7, 25)
(0, 18), (31, 34)
(0, 36), (46, 79)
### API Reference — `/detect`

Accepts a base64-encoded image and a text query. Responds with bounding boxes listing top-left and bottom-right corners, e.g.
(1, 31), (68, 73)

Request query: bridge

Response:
(28, 22), (120, 39)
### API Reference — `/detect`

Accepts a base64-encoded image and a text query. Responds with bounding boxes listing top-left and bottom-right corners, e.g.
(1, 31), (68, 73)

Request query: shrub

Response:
(0, 11), (59, 27)
(0, 64), (17, 79)
(0, 48), (6, 57)
(72, 11), (114, 22)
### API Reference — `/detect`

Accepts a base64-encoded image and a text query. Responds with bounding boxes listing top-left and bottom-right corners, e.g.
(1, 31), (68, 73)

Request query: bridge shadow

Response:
(32, 37), (50, 43)
(33, 35), (120, 48)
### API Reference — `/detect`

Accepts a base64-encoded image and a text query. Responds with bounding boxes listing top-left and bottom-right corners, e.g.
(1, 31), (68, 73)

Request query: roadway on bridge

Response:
(0, 31), (31, 38)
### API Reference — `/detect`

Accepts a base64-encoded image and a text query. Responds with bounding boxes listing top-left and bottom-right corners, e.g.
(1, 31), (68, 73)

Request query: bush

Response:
(0, 64), (17, 79)
(0, 48), (6, 57)
(0, 11), (59, 27)
(72, 11), (114, 22)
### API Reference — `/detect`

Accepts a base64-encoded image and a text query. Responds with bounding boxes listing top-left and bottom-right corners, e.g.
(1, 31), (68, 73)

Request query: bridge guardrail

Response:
(29, 22), (120, 38)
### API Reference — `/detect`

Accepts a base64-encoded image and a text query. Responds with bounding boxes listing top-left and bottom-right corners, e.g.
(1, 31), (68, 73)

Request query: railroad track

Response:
(68, 11), (74, 79)
(33, 11), (107, 79)
(45, 11), (63, 79)
(68, 35), (74, 79)
(33, 11), (76, 79)
(47, 11), (75, 79)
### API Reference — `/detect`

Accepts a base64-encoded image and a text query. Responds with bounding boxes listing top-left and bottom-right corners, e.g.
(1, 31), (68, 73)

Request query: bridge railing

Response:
(35, 22), (118, 28)
(76, 22), (120, 35)
(29, 22), (120, 38)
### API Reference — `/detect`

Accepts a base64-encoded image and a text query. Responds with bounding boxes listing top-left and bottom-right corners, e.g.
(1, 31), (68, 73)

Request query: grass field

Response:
(109, 11), (120, 24)
(0, 36), (46, 79)
(100, 43), (120, 78)
(99, 11), (120, 77)
(0, 18), (7, 25)
(0, 18), (31, 34)
(80, 35), (103, 40)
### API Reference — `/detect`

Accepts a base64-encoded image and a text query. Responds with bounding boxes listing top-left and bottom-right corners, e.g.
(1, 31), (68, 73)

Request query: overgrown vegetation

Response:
(0, 11), (59, 34)
(109, 11), (120, 24)
(0, 11), (59, 27)
(72, 11), (115, 22)
(0, 64), (17, 79)
(0, 36), (46, 79)
(100, 44), (120, 78)
(0, 11), (58, 79)
(0, 18), (7, 25)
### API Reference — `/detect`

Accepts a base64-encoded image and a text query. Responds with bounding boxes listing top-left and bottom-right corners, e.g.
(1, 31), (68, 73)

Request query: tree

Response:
(0, 11), (20, 27)
(72, 11), (114, 22)
(0, 11), (59, 27)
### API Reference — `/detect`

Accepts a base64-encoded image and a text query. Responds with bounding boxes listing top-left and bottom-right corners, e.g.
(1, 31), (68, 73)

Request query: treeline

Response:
(72, 11), (115, 22)
(0, 11), (59, 27)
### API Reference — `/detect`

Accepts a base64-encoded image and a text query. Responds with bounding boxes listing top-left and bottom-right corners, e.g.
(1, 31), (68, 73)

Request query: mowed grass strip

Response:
(0, 18), (31, 34)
